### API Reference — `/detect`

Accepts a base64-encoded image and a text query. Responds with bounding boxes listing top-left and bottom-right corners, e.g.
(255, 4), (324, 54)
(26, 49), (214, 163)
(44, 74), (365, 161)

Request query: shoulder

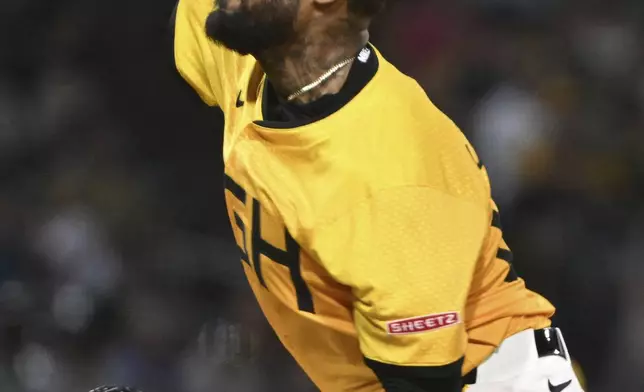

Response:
(338, 52), (489, 204)
(353, 46), (465, 156)
(312, 104), (489, 228)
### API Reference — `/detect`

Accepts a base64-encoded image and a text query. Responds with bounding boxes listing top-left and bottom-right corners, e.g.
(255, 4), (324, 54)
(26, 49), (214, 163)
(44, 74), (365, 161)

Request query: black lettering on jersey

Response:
(252, 200), (314, 313)
(465, 144), (484, 169)
(496, 248), (518, 282)
(491, 209), (502, 230)
(235, 213), (249, 265)
(224, 174), (315, 314)
(224, 174), (247, 201)
(489, 203), (518, 282)
(464, 144), (519, 282)
(225, 174), (249, 265)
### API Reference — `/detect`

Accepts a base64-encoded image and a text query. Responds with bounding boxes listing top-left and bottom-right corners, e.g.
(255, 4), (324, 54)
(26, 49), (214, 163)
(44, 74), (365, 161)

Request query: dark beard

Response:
(205, 0), (298, 56)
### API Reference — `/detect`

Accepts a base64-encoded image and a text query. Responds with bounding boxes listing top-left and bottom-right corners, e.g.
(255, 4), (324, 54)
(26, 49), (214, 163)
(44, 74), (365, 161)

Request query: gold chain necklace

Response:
(287, 56), (356, 102)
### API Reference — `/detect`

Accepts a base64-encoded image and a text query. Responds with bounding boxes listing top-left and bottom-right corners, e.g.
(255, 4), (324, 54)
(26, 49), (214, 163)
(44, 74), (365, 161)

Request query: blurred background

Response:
(1, 0), (643, 391)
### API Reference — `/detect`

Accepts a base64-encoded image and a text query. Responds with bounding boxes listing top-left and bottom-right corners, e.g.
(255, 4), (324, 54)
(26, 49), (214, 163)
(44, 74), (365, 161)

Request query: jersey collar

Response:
(255, 43), (380, 130)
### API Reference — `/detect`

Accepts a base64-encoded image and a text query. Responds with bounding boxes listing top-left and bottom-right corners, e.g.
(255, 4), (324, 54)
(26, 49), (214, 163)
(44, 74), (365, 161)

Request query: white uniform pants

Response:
(465, 329), (585, 392)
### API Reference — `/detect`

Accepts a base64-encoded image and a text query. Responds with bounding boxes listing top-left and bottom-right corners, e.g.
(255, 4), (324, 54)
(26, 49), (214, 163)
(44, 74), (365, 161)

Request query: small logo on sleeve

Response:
(357, 48), (371, 63)
(386, 312), (461, 335)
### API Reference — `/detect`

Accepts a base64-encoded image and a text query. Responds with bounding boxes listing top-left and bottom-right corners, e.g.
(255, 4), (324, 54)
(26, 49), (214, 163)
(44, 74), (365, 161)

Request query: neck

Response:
(257, 29), (369, 104)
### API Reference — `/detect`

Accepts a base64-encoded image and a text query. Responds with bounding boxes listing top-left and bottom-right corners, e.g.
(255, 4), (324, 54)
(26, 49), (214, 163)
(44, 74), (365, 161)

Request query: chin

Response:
(205, 10), (271, 56)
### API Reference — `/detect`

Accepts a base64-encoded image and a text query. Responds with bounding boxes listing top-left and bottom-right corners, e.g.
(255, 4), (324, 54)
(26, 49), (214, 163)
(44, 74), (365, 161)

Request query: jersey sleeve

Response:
(173, 0), (239, 107)
(313, 186), (489, 376)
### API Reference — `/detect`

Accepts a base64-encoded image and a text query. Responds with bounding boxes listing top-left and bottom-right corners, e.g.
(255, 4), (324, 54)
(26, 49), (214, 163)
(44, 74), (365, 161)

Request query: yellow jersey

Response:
(174, 0), (556, 390)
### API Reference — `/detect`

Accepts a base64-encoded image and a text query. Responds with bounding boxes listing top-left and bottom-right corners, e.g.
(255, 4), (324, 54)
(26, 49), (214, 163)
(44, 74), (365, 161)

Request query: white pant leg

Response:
(512, 355), (585, 392)
(466, 329), (585, 392)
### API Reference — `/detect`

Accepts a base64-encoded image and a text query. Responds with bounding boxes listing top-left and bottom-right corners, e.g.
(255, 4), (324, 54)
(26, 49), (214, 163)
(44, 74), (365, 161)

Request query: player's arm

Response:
(314, 186), (489, 392)
(171, 0), (236, 107)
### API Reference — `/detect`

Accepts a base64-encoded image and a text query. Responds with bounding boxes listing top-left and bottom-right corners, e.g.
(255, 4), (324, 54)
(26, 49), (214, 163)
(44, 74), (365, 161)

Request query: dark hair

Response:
(347, 0), (386, 17)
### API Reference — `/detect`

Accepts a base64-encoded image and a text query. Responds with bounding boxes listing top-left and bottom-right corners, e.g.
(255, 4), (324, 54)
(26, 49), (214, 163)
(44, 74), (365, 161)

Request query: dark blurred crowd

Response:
(1, 0), (643, 391)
